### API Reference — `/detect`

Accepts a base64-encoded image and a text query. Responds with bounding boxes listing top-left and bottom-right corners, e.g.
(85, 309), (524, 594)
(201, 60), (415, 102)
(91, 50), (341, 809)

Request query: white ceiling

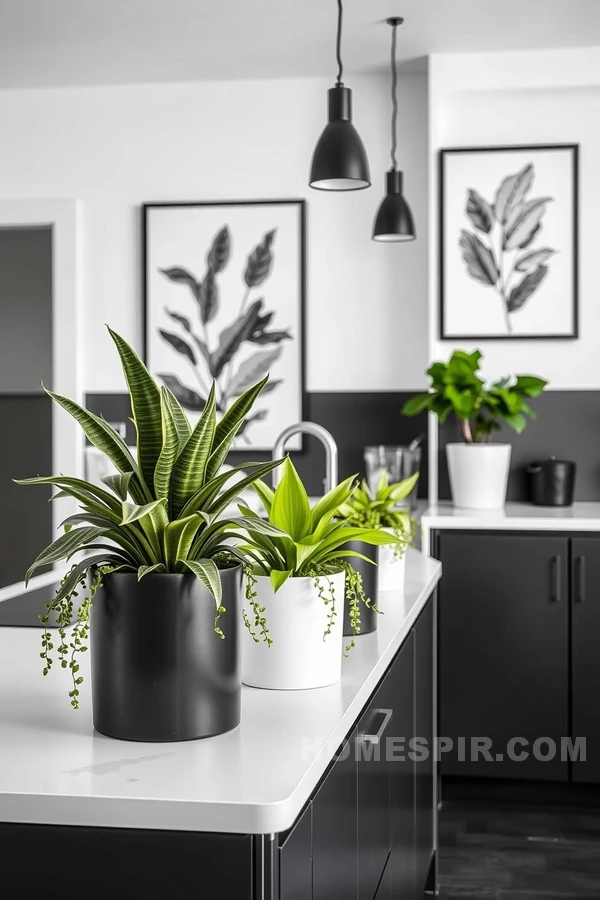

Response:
(1, 0), (599, 89)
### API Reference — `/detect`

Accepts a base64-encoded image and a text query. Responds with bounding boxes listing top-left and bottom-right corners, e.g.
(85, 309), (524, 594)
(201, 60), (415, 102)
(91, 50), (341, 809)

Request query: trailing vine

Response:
(39, 564), (112, 709)
(341, 562), (380, 655)
(243, 565), (273, 647)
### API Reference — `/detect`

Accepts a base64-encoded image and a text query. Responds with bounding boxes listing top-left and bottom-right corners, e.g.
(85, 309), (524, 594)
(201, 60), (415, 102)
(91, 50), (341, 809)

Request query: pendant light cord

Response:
(336, 0), (344, 85)
(390, 21), (398, 169)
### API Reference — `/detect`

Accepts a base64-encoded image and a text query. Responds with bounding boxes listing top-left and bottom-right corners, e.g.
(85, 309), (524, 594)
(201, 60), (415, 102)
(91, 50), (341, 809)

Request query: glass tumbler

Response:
(363, 445), (422, 510)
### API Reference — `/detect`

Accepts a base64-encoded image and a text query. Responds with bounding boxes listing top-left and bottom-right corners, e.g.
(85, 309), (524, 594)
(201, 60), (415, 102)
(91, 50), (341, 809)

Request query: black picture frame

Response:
(142, 199), (307, 451)
(439, 143), (579, 341)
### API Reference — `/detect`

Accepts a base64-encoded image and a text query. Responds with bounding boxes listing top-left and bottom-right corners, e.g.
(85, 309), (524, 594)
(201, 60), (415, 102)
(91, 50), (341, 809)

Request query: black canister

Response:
(527, 457), (576, 507)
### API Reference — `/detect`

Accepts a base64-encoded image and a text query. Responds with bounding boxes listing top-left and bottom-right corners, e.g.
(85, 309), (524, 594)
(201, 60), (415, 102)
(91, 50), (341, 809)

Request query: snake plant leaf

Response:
(182, 558), (223, 607)
(179, 459), (280, 518)
(163, 516), (201, 570)
(53, 554), (131, 604)
(138, 564), (166, 580)
(170, 382), (217, 515)
(205, 458), (284, 520)
(162, 385), (192, 445)
(204, 376), (269, 480)
(388, 471), (419, 502)
(270, 457), (311, 540)
(108, 328), (163, 495)
(17, 475), (122, 517)
(227, 516), (289, 537)
(102, 472), (133, 501)
(60, 512), (116, 531)
(42, 388), (138, 477)
(154, 387), (181, 502)
(157, 375), (207, 412)
(25, 527), (107, 584)
(270, 569), (293, 593)
(121, 499), (167, 526)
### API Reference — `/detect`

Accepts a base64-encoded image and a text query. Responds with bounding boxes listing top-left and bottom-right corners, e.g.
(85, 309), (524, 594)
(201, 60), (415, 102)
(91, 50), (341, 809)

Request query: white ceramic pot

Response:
(242, 571), (345, 690)
(378, 532), (407, 594)
(446, 442), (512, 510)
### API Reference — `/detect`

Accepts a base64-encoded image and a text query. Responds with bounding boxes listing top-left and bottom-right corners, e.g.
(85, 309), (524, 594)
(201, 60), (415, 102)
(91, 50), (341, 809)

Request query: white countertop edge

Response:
(0, 554), (441, 835)
(422, 502), (600, 533)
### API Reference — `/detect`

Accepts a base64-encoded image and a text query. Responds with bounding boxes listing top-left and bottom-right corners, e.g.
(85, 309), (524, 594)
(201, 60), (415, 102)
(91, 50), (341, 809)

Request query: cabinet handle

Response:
(576, 555), (586, 603)
(551, 555), (562, 602)
(357, 708), (393, 745)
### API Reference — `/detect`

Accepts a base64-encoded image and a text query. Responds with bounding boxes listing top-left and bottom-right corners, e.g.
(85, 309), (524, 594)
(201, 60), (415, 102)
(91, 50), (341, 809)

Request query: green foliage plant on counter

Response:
(16, 327), (283, 707)
(232, 458), (401, 652)
(337, 470), (418, 561)
(401, 349), (547, 443)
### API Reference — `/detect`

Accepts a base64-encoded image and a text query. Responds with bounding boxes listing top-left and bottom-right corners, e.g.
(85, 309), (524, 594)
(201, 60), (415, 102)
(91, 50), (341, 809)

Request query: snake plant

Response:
(16, 327), (282, 706)
(337, 470), (419, 556)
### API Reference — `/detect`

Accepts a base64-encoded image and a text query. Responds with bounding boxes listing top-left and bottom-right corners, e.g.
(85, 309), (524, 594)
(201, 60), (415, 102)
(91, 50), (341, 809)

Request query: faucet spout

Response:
(272, 422), (338, 493)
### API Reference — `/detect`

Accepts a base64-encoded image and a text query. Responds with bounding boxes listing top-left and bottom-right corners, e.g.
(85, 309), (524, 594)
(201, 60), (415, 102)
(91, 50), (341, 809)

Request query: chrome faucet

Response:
(272, 422), (338, 493)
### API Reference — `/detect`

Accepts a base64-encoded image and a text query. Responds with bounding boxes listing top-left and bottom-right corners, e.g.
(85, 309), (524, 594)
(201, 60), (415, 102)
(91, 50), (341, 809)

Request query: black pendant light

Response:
(372, 17), (416, 242)
(309, 0), (371, 191)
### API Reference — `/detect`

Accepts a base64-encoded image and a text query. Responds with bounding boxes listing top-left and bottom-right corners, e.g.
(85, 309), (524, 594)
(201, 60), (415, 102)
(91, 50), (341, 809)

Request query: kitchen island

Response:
(0, 549), (441, 899)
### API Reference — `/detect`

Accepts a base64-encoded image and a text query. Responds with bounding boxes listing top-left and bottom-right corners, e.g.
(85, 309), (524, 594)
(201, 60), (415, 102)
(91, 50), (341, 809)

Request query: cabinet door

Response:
(312, 733), (357, 900)
(387, 633), (416, 900)
(438, 532), (569, 781)
(572, 538), (600, 784)
(279, 803), (312, 900)
(414, 597), (435, 896)
(357, 675), (392, 900)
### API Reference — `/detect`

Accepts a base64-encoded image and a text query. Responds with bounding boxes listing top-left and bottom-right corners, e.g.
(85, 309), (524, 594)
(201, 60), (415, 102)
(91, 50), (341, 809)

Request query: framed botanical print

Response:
(143, 199), (306, 450)
(440, 144), (578, 340)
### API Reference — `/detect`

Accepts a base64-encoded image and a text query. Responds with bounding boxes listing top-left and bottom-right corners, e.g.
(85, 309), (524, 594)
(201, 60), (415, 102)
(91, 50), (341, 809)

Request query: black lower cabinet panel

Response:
(279, 803), (312, 900)
(415, 597), (435, 895)
(438, 531), (569, 781)
(388, 632), (417, 900)
(312, 733), (358, 900)
(357, 675), (392, 900)
(571, 537), (600, 785)
(0, 823), (253, 899)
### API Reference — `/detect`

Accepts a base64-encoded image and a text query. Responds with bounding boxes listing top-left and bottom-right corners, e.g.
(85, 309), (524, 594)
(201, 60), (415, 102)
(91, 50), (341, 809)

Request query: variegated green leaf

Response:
(252, 479), (275, 514)
(183, 558), (222, 607)
(25, 527), (107, 583)
(154, 387), (180, 502)
(121, 499), (167, 526)
(163, 515), (201, 569)
(204, 459), (284, 519)
(102, 472), (133, 501)
(138, 563), (166, 580)
(108, 328), (163, 495)
(204, 376), (269, 481)
(163, 385), (192, 445)
(170, 382), (217, 515)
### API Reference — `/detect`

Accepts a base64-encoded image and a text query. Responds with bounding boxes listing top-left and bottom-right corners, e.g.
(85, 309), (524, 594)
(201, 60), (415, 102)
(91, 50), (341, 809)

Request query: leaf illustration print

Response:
(459, 162), (556, 334)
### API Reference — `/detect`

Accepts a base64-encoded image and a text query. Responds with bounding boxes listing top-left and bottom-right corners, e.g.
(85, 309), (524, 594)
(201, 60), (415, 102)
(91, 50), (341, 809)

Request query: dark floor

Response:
(438, 802), (600, 899)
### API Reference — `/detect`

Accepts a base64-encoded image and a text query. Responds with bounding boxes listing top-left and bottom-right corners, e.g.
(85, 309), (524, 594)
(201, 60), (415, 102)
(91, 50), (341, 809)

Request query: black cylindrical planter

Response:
(90, 566), (242, 742)
(343, 540), (379, 636)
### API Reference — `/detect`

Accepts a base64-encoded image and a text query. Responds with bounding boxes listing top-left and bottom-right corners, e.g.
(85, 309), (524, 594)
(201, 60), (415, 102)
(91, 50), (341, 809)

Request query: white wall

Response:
(428, 47), (600, 389)
(0, 73), (429, 393)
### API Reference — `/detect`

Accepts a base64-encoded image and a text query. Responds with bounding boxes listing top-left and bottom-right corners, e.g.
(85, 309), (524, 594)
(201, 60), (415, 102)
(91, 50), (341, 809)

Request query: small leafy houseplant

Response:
(234, 458), (400, 690)
(17, 327), (282, 742)
(402, 349), (547, 509)
(338, 471), (418, 596)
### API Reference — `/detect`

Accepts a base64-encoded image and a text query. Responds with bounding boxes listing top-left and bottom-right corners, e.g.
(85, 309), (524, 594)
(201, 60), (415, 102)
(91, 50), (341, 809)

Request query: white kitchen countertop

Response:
(422, 501), (600, 535)
(0, 549), (440, 836)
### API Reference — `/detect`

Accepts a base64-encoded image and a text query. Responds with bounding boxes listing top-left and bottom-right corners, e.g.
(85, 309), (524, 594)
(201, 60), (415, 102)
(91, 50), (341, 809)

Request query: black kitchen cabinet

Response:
(571, 538), (600, 785)
(312, 732), (358, 900)
(388, 630), (416, 900)
(437, 531), (569, 781)
(279, 803), (313, 900)
(415, 597), (435, 894)
(357, 675), (392, 900)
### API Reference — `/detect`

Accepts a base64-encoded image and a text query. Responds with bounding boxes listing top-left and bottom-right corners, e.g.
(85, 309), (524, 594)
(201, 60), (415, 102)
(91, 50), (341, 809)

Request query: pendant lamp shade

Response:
(309, 0), (371, 191)
(372, 17), (416, 242)
(310, 86), (371, 190)
(373, 169), (416, 242)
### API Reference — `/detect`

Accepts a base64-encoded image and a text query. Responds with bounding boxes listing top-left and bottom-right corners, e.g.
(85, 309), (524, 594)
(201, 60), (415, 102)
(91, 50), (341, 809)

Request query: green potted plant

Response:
(338, 471), (418, 604)
(402, 349), (547, 509)
(233, 458), (400, 690)
(17, 328), (281, 742)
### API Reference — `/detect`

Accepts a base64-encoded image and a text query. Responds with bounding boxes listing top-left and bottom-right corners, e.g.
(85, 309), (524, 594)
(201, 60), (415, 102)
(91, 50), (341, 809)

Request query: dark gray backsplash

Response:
(438, 391), (600, 501)
(86, 391), (429, 498)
